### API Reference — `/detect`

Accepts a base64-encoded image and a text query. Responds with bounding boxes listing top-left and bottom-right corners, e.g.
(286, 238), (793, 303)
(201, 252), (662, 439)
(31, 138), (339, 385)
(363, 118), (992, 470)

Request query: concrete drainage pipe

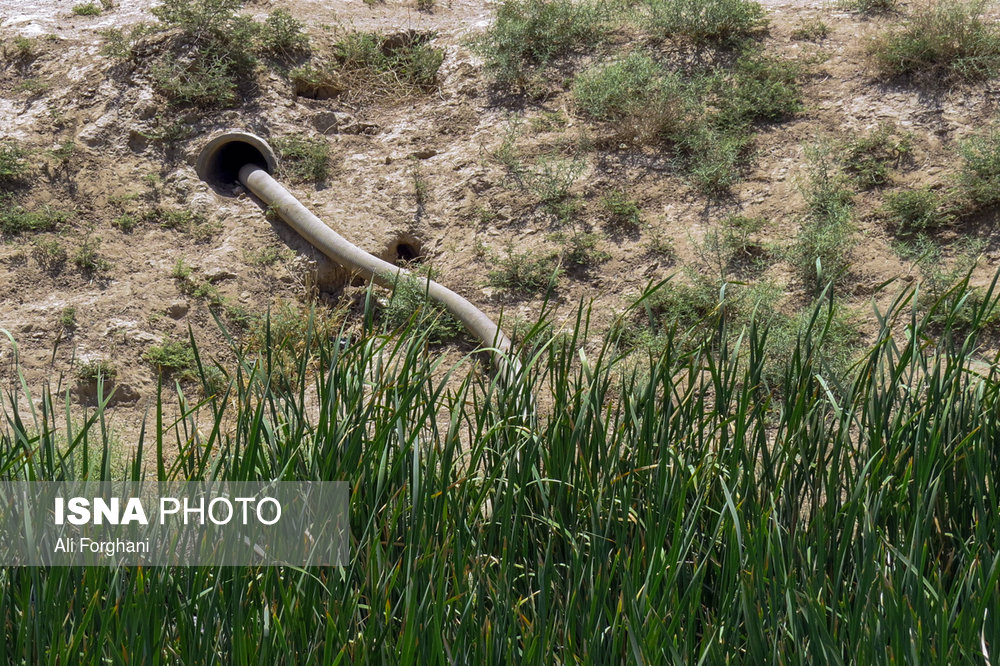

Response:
(196, 131), (520, 377)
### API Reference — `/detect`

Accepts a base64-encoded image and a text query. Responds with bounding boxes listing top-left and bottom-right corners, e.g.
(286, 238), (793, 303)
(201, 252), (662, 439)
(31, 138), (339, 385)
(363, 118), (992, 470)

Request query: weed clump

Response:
(884, 187), (954, 235)
(102, 0), (311, 108)
(487, 245), (561, 296)
(273, 135), (330, 183)
(475, 0), (604, 88)
(843, 122), (912, 188)
(382, 274), (464, 344)
(644, 0), (768, 46)
(957, 126), (1000, 208)
(790, 145), (856, 292)
(145, 339), (197, 378)
(867, 0), (1000, 82)
(0, 140), (29, 184)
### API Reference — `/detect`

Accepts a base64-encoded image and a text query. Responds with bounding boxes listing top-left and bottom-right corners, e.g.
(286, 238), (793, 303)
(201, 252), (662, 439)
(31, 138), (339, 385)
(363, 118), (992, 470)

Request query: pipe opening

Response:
(385, 236), (423, 265)
(196, 131), (277, 196)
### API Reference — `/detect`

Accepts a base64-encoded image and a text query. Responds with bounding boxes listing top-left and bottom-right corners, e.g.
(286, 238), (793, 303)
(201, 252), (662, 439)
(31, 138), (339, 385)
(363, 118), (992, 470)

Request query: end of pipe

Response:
(196, 131), (277, 196)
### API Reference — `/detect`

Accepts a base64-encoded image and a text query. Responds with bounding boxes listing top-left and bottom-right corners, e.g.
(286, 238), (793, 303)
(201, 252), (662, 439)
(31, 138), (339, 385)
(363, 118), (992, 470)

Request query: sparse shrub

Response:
(32, 238), (67, 271)
(417, 0), (435, 11)
(843, 122), (912, 188)
(74, 236), (112, 275)
(412, 166), (429, 206)
(572, 52), (691, 142)
(244, 246), (285, 266)
(145, 339), (197, 378)
(475, 0), (603, 87)
(866, 0), (1000, 82)
(77, 359), (117, 383)
(791, 18), (830, 40)
(72, 3), (102, 16)
(112, 213), (140, 232)
(257, 9), (310, 61)
(7, 36), (38, 60)
(715, 53), (802, 127)
(526, 155), (586, 216)
(602, 191), (642, 228)
(333, 31), (444, 92)
(145, 207), (219, 240)
(488, 245), (561, 296)
(382, 274), (463, 343)
(698, 214), (768, 279)
(556, 231), (610, 268)
(0, 140), (29, 184)
(676, 126), (751, 194)
(645, 0), (768, 46)
(59, 306), (77, 331)
(842, 0), (896, 13)
(884, 187), (954, 234)
(957, 126), (1000, 208)
(790, 146), (856, 292)
(273, 134), (330, 183)
(0, 199), (69, 236)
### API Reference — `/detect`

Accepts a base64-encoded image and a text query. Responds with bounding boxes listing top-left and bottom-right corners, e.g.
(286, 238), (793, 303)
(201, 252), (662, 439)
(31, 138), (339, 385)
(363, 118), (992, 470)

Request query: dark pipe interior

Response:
(206, 141), (269, 192)
(395, 242), (419, 263)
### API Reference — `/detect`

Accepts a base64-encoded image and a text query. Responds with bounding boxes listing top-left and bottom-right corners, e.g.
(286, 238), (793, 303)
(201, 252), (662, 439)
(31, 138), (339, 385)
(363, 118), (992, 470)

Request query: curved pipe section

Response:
(239, 163), (516, 364)
(195, 131), (518, 375)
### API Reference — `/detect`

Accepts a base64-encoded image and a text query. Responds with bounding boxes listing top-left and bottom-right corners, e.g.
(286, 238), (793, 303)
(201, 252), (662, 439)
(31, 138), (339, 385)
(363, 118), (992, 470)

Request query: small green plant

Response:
(171, 257), (193, 281)
(256, 9), (310, 61)
(698, 215), (768, 279)
(790, 145), (856, 292)
(7, 35), (38, 60)
(957, 126), (1000, 208)
(145, 339), (197, 378)
(841, 0), (896, 13)
(556, 231), (610, 269)
(572, 52), (690, 142)
(112, 213), (140, 232)
(16, 78), (52, 95)
(145, 208), (219, 240)
(487, 244), (561, 296)
(843, 122), (912, 188)
(59, 306), (77, 331)
(73, 236), (112, 275)
(884, 187), (954, 234)
(382, 274), (463, 343)
(244, 246), (285, 267)
(31, 238), (67, 271)
(77, 359), (117, 383)
(0, 140), (29, 184)
(412, 166), (429, 206)
(0, 199), (69, 236)
(474, 0), (604, 87)
(72, 2), (102, 16)
(417, 0), (435, 11)
(273, 134), (330, 183)
(526, 154), (586, 217)
(791, 18), (831, 40)
(645, 0), (768, 46)
(602, 191), (642, 229)
(866, 0), (1000, 82)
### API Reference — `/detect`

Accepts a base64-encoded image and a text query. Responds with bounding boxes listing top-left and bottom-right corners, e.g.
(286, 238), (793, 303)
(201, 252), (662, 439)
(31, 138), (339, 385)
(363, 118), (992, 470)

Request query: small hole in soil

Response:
(395, 242), (420, 264)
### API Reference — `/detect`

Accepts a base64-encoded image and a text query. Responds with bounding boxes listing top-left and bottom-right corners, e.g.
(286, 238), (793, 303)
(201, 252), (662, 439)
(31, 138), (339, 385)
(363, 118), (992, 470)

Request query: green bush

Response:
(77, 359), (117, 382)
(602, 190), (642, 228)
(957, 126), (1000, 207)
(843, 122), (912, 188)
(145, 339), (197, 377)
(273, 134), (330, 183)
(475, 0), (603, 87)
(334, 31), (444, 92)
(867, 0), (1000, 81)
(31, 238), (67, 271)
(487, 245), (561, 296)
(572, 52), (690, 141)
(645, 0), (767, 46)
(790, 146), (856, 292)
(842, 0), (896, 12)
(715, 53), (802, 127)
(0, 199), (69, 236)
(257, 9), (310, 61)
(382, 274), (463, 343)
(72, 2), (102, 16)
(0, 140), (29, 184)
(884, 187), (953, 234)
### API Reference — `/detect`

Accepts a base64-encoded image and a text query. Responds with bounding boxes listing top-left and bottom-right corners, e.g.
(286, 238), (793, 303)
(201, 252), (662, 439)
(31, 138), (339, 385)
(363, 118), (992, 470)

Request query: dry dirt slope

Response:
(2, 0), (1000, 448)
